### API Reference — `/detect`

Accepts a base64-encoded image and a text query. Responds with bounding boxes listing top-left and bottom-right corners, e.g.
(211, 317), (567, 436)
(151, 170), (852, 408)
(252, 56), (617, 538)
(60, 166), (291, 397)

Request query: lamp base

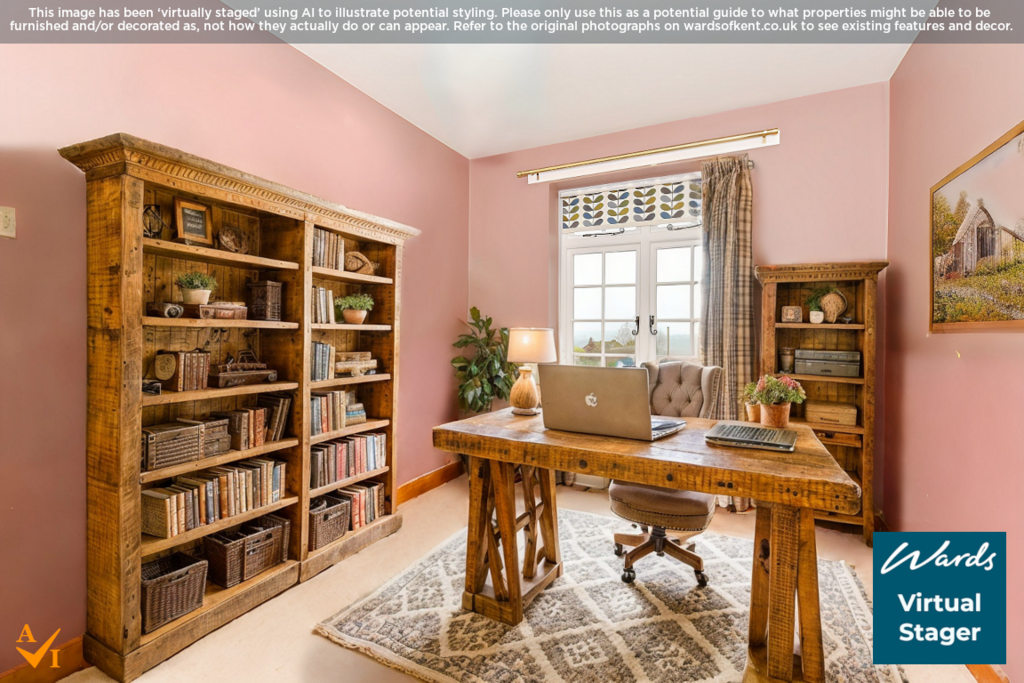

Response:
(509, 366), (540, 417)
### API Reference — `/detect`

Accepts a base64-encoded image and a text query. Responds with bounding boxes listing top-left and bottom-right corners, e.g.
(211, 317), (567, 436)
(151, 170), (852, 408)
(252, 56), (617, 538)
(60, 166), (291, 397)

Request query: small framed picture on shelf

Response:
(174, 197), (213, 245)
(781, 305), (803, 323)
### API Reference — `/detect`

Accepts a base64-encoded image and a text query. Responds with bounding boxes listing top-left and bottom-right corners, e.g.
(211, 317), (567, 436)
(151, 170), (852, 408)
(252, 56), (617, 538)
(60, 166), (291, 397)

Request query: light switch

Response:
(0, 207), (14, 239)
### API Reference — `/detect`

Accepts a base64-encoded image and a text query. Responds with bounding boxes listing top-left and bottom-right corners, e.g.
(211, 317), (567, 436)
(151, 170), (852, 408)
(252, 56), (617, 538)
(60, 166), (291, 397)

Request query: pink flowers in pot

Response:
(748, 374), (807, 406)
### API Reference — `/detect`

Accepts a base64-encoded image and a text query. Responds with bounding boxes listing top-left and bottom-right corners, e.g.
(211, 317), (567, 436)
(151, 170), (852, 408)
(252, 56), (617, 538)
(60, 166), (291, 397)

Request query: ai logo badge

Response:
(585, 392), (598, 407)
(15, 625), (61, 669)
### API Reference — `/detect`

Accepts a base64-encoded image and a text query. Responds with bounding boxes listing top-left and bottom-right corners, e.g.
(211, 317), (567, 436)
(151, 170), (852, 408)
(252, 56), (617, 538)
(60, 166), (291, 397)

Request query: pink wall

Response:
(0, 43), (468, 673)
(469, 82), (891, 495)
(887, 44), (1024, 677)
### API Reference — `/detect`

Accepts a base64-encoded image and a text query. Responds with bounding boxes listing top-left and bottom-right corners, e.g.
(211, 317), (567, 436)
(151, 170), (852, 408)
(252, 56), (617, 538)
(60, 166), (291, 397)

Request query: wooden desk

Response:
(433, 409), (862, 683)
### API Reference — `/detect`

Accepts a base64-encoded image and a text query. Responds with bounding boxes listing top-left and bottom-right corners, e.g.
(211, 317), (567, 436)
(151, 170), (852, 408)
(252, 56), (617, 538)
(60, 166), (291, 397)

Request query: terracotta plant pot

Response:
(181, 288), (212, 305)
(342, 309), (368, 324)
(760, 402), (792, 429)
(745, 402), (761, 422)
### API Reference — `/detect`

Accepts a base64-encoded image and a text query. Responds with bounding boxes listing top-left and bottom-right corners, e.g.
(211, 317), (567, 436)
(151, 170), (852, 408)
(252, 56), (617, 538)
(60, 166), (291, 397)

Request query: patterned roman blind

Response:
(560, 175), (702, 233)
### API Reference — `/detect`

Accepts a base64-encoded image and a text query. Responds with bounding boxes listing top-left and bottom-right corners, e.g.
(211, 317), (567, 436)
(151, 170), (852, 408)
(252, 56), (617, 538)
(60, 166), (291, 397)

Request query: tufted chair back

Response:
(641, 359), (723, 420)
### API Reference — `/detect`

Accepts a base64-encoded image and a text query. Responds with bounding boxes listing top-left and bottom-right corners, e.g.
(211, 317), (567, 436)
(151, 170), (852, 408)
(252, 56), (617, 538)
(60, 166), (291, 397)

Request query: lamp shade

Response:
(507, 328), (557, 364)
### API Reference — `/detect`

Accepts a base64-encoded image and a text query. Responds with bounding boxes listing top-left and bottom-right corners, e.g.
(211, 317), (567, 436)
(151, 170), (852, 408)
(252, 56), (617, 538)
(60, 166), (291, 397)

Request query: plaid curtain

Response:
(699, 156), (756, 509)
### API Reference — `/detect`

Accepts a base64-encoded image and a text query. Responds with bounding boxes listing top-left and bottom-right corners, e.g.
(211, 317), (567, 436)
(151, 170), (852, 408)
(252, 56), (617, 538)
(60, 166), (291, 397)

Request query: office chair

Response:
(609, 359), (723, 586)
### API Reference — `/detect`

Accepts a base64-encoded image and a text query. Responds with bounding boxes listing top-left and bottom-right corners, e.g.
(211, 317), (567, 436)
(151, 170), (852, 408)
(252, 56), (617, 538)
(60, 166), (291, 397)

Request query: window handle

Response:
(630, 316), (639, 336)
(649, 315), (658, 335)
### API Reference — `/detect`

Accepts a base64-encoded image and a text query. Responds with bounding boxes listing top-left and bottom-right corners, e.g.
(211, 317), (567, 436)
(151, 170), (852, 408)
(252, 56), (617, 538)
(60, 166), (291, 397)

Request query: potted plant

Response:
(175, 271), (217, 305)
(742, 381), (760, 422)
(451, 307), (518, 414)
(805, 286), (843, 324)
(749, 374), (806, 429)
(335, 293), (374, 324)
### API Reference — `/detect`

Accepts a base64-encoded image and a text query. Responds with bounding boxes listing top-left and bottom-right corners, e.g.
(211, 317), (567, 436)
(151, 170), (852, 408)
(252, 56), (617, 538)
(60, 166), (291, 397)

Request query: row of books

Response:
(310, 389), (347, 436)
(157, 349), (210, 392)
(310, 432), (386, 488)
(312, 286), (337, 324)
(312, 227), (345, 270)
(311, 341), (337, 382)
(211, 408), (268, 451)
(141, 458), (287, 538)
(337, 482), (384, 530)
(255, 393), (293, 443)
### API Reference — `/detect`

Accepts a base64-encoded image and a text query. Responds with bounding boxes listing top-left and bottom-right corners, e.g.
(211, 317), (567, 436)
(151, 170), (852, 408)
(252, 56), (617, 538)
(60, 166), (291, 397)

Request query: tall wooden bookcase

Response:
(61, 134), (419, 681)
(754, 262), (887, 546)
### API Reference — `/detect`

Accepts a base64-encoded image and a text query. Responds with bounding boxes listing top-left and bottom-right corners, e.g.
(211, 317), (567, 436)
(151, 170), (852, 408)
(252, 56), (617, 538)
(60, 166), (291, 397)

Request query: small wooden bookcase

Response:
(754, 261), (887, 546)
(61, 134), (419, 681)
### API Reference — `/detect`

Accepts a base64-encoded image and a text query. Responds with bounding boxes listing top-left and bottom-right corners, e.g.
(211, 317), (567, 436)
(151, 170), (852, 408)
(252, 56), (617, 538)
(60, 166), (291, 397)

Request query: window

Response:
(559, 172), (702, 367)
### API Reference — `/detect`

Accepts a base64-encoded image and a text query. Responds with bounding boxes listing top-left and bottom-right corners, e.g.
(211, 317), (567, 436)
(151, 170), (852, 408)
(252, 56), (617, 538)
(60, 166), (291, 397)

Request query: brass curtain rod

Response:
(516, 128), (779, 178)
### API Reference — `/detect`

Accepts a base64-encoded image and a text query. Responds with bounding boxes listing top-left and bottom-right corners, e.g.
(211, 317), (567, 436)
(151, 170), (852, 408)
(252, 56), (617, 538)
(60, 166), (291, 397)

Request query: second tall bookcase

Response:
(62, 134), (419, 681)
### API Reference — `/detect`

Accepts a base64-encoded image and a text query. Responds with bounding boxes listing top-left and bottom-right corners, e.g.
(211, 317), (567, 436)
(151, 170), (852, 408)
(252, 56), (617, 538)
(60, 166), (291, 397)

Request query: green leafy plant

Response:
(451, 307), (518, 413)
(336, 293), (374, 311)
(742, 381), (759, 405)
(749, 374), (807, 406)
(175, 271), (217, 291)
(804, 286), (838, 312)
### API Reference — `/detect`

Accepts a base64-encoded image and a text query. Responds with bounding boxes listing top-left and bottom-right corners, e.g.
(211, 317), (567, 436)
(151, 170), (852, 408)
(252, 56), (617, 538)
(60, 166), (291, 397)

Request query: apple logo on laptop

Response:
(585, 392), (598, 408)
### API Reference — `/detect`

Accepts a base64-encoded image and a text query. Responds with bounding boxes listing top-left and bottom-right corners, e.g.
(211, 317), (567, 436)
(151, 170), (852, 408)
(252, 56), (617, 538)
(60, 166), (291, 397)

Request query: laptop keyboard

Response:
(716, 424), (792, 444)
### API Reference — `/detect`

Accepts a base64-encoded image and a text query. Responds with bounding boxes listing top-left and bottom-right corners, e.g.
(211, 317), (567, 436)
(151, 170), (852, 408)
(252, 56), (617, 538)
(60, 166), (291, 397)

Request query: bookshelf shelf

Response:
(141, 496), (299, 558)
(756, 261), (887, 547)
(311, 323), (391, 332)
(310, 373), (390, 390)
(142, 238), (300, 271)
(142, 317), (299, 330)
(774, 322), (865, 330)
(67, 133), (418, 681)
(139, 559), (299, 647)
(310, 419), (390, 445)
(141, 381), (300, 407)
(312, 265), (393, 285)
(139, 438), (300, 484)
(309, 466), (390, 499)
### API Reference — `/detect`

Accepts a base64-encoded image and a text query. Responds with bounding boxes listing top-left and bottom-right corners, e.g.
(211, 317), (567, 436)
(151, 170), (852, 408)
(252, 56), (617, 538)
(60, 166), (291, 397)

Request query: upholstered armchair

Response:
(609, 359), (723, 585)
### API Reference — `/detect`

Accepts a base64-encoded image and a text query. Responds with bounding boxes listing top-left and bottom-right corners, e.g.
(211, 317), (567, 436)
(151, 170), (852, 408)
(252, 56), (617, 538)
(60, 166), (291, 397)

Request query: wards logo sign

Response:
(15, 625), (62, 669)
(874, 532), (1006, 666)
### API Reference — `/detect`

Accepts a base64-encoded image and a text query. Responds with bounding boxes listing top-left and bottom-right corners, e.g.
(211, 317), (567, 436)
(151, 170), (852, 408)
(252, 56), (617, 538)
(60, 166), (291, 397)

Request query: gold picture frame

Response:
(930, 119), (1024, 332)
(174, 197), (214, 245)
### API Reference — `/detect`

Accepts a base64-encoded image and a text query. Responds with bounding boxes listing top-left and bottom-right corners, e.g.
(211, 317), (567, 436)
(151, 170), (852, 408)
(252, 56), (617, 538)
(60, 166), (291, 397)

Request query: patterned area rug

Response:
(317, 509), (902, 683)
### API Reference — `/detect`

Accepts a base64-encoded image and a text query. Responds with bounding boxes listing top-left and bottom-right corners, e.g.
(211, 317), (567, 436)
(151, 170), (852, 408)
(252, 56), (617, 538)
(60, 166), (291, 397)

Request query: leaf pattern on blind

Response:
(561, 177), (701, 232)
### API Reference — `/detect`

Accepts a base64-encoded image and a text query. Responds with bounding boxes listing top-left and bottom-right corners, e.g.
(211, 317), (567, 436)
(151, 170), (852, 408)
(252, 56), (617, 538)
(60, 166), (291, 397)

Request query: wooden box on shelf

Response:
(141, 422), (203, 471)
(63, 133), (418, 681)
(755, 261), (887, 546)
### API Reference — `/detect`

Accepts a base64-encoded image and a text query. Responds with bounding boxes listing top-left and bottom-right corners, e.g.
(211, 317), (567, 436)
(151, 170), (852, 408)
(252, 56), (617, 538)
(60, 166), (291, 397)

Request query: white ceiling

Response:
(295, 44), (911, 159)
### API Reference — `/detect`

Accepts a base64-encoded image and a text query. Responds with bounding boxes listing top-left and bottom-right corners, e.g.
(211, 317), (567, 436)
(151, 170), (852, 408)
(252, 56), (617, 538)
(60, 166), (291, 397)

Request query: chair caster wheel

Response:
(621, 568), (636, 584)
(613, 542), (624, 557)
(695, 570), (708, 587)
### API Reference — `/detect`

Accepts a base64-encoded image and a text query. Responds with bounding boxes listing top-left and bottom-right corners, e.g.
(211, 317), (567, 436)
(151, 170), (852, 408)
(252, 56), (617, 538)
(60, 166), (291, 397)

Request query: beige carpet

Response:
(318, 508), (904, 683)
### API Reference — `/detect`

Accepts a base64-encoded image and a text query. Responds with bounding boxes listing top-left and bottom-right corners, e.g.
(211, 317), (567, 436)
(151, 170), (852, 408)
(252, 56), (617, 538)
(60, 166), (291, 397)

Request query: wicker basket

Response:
(204, 514), (290, 588)
(248, 280), (282, 321)
(308, 494), (351, 551)
(344, 252), (378, 275)
(140, 553), (208, 633)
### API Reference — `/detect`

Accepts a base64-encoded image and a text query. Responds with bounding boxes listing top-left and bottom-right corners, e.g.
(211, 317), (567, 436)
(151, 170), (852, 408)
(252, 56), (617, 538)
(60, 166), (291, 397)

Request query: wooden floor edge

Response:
(968, 665), (1011, 683)
(0, 636), (87, 683)
(396, 459), (464, 506)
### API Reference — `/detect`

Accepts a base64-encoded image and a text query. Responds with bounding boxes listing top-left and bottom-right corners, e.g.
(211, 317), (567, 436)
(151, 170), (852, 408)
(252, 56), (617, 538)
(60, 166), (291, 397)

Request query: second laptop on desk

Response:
(538, 365), (797, 451)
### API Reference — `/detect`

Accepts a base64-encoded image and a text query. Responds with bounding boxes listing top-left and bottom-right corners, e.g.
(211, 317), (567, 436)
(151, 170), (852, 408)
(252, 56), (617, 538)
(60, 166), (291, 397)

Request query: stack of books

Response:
(310, 389), (347, 436)
(311, 341), (335, 381)
(255, 393), (293, 442)
(311, 286), (337, 324)
(346, 402), (367, 425)
(309, 432), (386, 488)
(335, 482), (385, 530)
(140, 458), (287, 538)
(312, 227), (344, 269)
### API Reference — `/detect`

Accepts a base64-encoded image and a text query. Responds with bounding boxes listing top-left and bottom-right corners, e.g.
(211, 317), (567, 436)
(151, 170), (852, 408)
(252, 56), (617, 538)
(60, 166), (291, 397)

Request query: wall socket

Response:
(0, 207), (15, 239)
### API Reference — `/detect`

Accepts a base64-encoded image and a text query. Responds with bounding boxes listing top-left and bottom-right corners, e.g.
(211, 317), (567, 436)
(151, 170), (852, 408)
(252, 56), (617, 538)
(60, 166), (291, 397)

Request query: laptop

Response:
(537, 365), (687, 441)
(704, 420), (798, 452)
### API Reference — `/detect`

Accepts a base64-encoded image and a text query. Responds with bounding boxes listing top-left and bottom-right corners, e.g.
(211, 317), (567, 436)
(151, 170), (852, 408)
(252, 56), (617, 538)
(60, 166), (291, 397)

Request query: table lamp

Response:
(507, 327), (557, 416)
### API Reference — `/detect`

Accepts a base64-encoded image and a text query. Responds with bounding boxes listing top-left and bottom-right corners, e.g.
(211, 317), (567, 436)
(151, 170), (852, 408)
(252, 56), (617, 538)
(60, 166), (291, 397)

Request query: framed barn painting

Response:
(931, 119), (1024, 332)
